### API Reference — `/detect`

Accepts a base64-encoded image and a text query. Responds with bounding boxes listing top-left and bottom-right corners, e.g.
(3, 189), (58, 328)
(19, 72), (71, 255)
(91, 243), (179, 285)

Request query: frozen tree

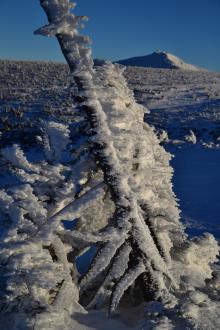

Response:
(0, 1), (219, 329)
(35, 0), (185, 312)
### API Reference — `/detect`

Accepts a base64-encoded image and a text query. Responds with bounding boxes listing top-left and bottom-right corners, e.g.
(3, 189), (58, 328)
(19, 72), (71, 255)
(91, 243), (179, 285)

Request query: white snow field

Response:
(117, 51), (201, 71)
(0, 59), (220, 329)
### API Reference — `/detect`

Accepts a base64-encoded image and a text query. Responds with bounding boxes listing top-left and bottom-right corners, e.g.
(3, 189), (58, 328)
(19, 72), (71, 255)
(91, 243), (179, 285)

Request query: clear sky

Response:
(0, 0), (219, 71)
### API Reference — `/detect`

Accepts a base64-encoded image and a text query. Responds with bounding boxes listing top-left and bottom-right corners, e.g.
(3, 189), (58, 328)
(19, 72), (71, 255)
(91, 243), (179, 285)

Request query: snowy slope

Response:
(117, 51), (201, 71)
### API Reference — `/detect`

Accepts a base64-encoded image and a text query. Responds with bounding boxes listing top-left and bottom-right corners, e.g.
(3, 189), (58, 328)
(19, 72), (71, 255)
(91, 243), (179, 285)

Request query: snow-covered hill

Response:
(117, 51), (201, 71)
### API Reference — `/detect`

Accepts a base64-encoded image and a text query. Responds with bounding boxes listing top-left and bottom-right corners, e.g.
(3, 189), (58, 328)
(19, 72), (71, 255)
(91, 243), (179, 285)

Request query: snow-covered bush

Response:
(185, 130), (197, 144)
(0, 116), (103, 328)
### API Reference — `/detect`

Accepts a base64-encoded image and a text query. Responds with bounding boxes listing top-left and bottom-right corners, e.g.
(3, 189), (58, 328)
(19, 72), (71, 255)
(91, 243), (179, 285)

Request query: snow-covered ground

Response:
(1, 60), (220, 329)
(126, 66), (220, 146)
(1, 60), (220, 147)
(171, 145), (220, 239)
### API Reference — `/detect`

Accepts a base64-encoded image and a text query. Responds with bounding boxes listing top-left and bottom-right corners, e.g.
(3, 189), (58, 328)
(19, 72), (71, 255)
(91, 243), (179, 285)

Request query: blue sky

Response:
(0, 0), (219, 71)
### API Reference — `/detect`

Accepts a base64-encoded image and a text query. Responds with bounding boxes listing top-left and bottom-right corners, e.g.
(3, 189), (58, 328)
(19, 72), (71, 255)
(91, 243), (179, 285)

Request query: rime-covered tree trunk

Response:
(35, 0), (185, 312)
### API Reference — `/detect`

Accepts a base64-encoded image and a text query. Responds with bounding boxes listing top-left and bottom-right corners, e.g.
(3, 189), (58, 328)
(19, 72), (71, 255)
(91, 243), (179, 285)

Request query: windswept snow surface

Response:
(1, 60), (220, 329)
(117, 51), (201, 71)
(125, 66), (220, 147)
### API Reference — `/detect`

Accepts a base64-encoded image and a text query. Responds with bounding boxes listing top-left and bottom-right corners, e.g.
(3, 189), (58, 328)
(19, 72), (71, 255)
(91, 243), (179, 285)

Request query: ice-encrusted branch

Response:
(109, 260), (146, 313)
(38, 182), (106, 238)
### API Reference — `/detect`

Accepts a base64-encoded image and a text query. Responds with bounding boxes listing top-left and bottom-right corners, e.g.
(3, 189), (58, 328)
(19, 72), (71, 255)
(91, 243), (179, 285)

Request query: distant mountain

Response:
(116, 51), (201, 71)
